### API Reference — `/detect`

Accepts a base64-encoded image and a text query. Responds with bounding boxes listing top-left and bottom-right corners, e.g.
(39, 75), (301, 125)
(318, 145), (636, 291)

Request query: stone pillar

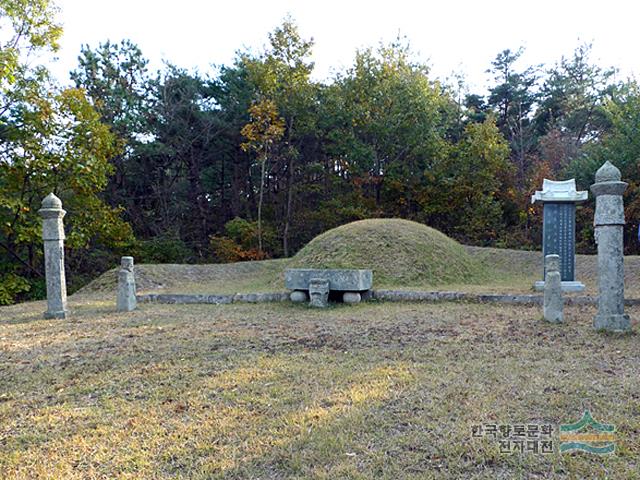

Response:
(532, 179), (588, 292)
(117, 256), (137, 311)
(38, 193), (68, 319)
(543, 254), (563, 323)
(590, 161), (630, 332)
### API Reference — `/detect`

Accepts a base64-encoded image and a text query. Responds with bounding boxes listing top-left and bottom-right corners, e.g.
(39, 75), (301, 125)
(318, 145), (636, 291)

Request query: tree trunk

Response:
(230, 151), (242, 218)
(187, 150), (209, 248)
(257, 155), (267, 253)
(283, 155), (294, 257)
(220, 150), (226, 229)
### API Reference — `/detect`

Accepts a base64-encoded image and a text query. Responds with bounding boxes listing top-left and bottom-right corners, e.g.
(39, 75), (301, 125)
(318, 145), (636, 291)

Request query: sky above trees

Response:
(51, 0), (638, 92)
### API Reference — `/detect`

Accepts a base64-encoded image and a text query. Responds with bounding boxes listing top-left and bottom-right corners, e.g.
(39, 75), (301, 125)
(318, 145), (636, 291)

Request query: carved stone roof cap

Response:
(595, 161), (621, 183)
(531, 179), (588, 204)
(41, 193), (62, 209)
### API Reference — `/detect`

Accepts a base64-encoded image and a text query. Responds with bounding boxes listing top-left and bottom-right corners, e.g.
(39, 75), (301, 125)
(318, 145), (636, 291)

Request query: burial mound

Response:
(290, 218), (484, 286)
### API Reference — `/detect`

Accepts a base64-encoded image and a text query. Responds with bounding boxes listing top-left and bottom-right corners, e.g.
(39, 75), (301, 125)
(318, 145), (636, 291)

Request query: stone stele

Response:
(591, 161), (630, 332)
(543, 254), (563, 323)
(116, 256), (137, 312)
(39, 193), (68, 319)
(532, 178), (587, 292)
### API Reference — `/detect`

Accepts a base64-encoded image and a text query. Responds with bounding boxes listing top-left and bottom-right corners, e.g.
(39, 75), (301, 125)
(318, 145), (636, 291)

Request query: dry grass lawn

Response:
(1, 295), (639, 479)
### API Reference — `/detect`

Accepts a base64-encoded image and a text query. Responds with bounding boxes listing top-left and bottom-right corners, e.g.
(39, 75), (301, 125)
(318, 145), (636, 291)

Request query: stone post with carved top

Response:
(39, 193), (68, 319)
(591, 161), (630, 332)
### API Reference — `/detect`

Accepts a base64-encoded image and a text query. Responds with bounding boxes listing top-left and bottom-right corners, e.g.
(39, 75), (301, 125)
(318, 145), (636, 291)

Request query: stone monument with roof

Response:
(532, 178), (587, 292)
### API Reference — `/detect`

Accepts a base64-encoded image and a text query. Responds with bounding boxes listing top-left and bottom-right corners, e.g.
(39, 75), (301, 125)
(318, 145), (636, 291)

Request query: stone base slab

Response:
(594, 313), (631, 332)
(534, 281), (585, 293)
(44, 310), (68, 319)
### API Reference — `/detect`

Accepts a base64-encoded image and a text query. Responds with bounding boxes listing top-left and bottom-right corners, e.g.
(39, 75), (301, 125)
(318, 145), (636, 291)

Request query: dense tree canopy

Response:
(0, 0), (131, 304)
(2, 3), (639, 304)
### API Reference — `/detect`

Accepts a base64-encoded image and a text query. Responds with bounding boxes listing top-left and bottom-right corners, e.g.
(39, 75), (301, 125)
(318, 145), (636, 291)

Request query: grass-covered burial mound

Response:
(80, 219), (534, 295)
(291, 218), (484, 287)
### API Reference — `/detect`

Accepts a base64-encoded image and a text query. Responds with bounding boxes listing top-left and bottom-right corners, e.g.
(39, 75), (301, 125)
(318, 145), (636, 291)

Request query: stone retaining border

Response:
(138, 292), (288, 305)
(137, 290), (640, 306)
(372, 290), (585, 305)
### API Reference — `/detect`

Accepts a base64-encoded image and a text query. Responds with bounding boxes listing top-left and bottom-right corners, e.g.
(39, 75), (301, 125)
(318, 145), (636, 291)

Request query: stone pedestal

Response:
(543, 255), (563, 323)
(290, 290), (308, 303)
(343, 292), (362, 304)
(591, 161), (630, 332)
(309, 278), (330, 308)
(532, 179), (587, 292)
(39, 193), (68, 319)
(117, 256), (137, 312)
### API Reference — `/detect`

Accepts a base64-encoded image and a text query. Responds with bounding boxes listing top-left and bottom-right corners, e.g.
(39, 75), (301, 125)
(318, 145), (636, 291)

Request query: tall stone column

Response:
(590, 161), (630, 332)
(39, 193), (68, 319)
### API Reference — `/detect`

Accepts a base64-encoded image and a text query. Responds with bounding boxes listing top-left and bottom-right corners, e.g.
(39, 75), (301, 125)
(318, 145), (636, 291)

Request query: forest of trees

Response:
(3, 0), (640, 304)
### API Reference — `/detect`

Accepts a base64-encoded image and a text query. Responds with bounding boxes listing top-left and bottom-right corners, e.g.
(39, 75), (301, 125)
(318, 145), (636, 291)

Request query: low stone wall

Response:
(372, 290), (470, 302)
(371, 290), (600, 305)
(373, 290), (640, 306)
(137, 290), (640, 306)
(138, 292), (289, 305)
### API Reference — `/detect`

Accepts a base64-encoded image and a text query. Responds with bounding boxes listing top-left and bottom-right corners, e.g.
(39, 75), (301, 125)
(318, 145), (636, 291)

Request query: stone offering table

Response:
(285, 268), (373, 307)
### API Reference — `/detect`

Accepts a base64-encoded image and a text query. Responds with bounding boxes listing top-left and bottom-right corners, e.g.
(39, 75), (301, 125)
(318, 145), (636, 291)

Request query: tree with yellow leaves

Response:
(240, 99), (285, 253)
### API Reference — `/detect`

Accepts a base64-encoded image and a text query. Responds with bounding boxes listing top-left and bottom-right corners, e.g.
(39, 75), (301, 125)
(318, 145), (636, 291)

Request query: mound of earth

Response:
(290, 218), (485, 286)
(77, 260), (288, 295)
